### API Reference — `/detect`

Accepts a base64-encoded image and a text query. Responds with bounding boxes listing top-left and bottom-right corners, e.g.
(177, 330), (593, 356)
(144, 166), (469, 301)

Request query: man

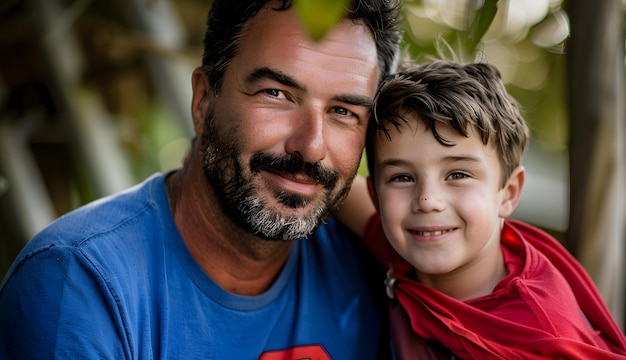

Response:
(0, 0), (402, 358)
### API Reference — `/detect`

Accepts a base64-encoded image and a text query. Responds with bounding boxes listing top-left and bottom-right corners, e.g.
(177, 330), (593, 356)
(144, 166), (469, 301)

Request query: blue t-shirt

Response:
(0, 173), (381, 359)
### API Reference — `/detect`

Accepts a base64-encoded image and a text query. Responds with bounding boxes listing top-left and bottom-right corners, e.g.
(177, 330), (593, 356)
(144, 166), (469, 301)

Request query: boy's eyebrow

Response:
(378, 155), (483, 168)
(245, 67), (373, 108)
(377, 158), (412, 168)
(442, 155), (483, 164)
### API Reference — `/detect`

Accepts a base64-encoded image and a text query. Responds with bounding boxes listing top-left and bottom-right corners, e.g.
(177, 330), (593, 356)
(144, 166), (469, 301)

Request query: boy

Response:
(337, 61), (626, 359)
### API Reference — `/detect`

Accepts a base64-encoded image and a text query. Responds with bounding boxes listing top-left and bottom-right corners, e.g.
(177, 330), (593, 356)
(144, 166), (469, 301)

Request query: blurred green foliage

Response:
(399, 0), (569, 150)
(290, 0), (570, 178)
(293, 0), (352, 41)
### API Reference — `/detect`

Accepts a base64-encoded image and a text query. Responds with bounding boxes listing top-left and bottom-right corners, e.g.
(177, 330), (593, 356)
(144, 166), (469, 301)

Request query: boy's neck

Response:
(417, 246), (508, 301)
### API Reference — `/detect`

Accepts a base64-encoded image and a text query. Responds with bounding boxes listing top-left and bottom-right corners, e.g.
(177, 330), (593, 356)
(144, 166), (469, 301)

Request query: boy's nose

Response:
(411, 184), (445, 213)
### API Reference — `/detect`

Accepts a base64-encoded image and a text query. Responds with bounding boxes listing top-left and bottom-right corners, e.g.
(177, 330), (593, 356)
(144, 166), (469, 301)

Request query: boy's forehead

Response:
(374, 112), (491, 145)
(373, 116), (498, 159)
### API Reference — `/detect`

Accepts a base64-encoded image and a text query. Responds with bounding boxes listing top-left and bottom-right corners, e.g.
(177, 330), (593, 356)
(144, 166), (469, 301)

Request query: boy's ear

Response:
(499, 166), (525, 218)
(366, 176), (380, 211)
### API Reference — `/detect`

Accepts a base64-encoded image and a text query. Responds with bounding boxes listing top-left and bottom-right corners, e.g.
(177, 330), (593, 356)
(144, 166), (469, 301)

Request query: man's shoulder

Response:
(25, 173), (170, 255)
(2, 173), (174, 294)
(0, 173), (170, 359)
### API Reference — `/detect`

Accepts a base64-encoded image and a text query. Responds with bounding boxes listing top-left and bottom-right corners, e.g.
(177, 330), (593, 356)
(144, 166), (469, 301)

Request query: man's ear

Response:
(498, 166), (525, 218)
(367, 176), (380, 211)
(191, 67), (213, 136)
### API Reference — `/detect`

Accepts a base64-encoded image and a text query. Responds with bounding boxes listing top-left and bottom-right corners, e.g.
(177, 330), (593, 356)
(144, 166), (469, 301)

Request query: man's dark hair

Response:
(201, 0), (402, 94)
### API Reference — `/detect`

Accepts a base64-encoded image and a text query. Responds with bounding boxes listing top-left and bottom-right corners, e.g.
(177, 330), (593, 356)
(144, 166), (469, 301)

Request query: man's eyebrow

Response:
(245, 67), (303, 91)
(246, 67), (373, 108)
(333, 94), (374, 108)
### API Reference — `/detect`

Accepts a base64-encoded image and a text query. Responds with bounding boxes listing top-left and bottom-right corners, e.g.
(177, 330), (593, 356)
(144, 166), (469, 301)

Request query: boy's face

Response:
(372, 113), (519, 291)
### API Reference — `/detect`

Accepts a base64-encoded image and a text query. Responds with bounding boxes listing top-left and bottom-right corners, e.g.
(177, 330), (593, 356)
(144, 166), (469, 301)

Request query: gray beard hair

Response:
(200, 123), (330, 241)
(199, 101), (354, 241)
(239, 193), (325, 240)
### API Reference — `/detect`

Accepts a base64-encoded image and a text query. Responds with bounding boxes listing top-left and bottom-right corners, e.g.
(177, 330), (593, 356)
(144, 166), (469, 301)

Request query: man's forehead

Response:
(234, 7), (380, 94)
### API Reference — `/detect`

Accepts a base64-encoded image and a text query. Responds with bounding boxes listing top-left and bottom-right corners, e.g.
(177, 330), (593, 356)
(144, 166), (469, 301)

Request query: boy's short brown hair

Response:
(366, 61), (529, 188)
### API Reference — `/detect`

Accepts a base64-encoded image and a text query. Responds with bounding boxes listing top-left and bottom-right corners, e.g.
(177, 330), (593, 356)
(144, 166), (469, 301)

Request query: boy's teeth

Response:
(418, 230), (448, 236)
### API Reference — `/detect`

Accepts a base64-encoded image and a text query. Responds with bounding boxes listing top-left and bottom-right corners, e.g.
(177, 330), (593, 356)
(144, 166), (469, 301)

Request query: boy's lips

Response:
(407, 226), (457, 240)
(410, 229), (453, 237)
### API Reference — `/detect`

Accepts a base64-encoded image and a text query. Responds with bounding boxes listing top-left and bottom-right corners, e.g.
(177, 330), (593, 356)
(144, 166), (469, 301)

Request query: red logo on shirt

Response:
(259, 344), (331, 360)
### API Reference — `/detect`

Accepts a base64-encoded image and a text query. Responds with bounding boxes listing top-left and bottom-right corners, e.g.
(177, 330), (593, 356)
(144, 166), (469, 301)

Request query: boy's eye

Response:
(390, 174), (413, 183)
(447, 172), (470, 180)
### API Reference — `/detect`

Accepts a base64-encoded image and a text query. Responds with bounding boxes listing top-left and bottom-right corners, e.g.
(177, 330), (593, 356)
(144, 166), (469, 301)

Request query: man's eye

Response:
(331, 106), (363, 126)
(334, 107), (352, 116)
(263, 89), (285, 99)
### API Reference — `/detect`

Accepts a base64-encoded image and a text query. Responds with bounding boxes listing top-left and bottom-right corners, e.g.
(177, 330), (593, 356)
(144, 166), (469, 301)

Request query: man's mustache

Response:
(250, 153), (339, 189)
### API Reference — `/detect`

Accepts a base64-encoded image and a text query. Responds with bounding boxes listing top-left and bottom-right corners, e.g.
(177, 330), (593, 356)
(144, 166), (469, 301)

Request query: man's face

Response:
(199, 6), (379, 240)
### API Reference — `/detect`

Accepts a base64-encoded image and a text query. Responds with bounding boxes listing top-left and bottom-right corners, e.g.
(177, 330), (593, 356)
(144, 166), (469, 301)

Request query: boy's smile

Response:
(372, 113), (517, 299)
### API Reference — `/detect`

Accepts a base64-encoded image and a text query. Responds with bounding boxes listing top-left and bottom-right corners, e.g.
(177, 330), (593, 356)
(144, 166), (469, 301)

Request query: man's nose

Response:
(284, 107), (327, 163)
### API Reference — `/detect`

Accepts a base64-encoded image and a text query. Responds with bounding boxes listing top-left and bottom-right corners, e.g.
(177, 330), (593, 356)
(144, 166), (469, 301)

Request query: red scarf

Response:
(365, 217), (626, 359)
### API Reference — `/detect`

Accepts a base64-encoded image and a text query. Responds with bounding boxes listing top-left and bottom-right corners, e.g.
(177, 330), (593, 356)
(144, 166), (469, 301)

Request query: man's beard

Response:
(199, 109), (352, 241)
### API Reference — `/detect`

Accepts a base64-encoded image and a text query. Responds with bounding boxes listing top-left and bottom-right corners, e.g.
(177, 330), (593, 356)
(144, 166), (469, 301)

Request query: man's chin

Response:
(242, 201), (328, 241)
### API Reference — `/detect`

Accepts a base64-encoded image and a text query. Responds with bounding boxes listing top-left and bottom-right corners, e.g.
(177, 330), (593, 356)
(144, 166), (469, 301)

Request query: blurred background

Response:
(0, 0), (624, 328)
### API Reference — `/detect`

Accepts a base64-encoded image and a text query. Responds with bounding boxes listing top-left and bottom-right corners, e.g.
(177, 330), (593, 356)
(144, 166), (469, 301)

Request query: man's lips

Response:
(260, 167), (321, 196)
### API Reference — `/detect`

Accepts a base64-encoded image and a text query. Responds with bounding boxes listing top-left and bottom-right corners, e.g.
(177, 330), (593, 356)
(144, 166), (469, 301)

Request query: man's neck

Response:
(165, 152), (294, 296)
